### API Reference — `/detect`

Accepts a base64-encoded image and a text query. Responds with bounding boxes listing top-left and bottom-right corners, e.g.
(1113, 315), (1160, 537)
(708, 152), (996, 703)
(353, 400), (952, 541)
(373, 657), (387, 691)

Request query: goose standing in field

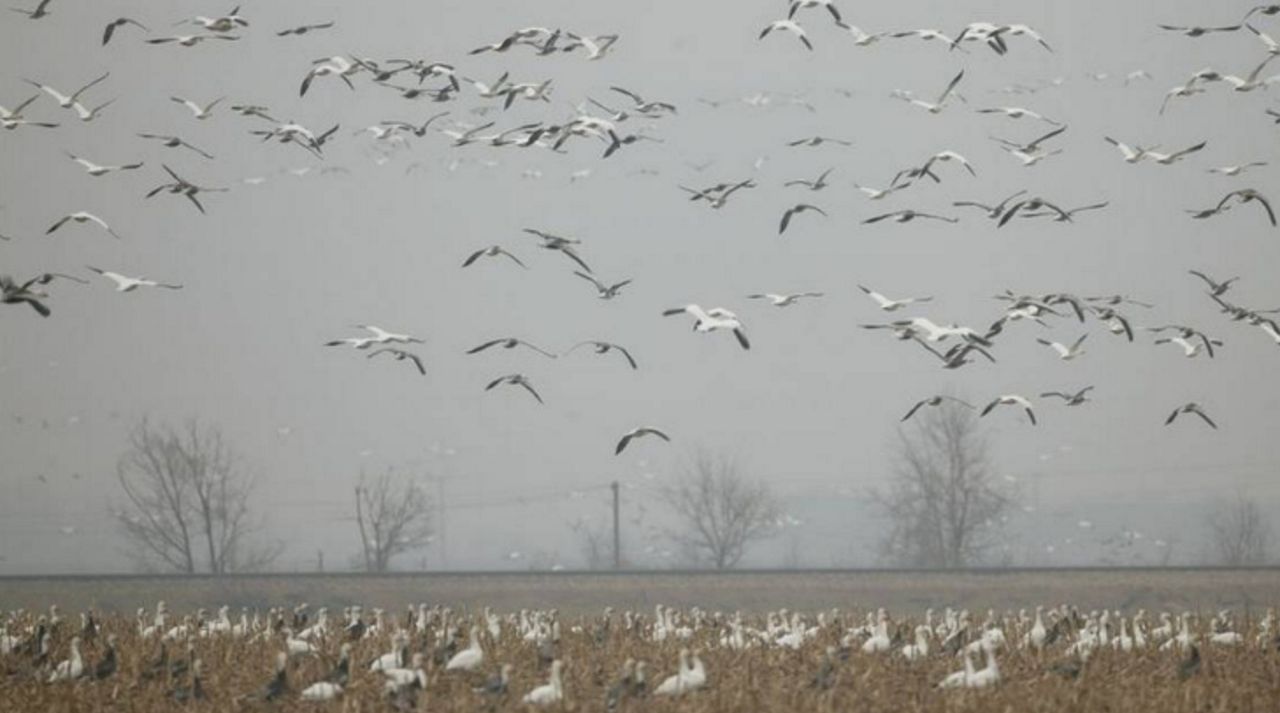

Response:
(616, 427), (671, 455)
(566, 341), (638, 369)
(662, 304), (750, 350)
(1041, 386), (1094, 406)
(463, 245), (527, 269)
(574, 271), (631, 299)
(779, 203), (827, 233)
(654, 649), (706, 695)
(86, 266), (182, 292)
(48, 636), (85, 682)
(46, 211), (121, 239)
(66, 152), (144, 177)
(170, 96), (223, 120)
(896, 70), (965, 114)
(938, 649), (975, 688)
(966, 643), (1001, 688)
(446, 627), (485, 671)
(467, 337), (557, 358)
(92, 635), (118, 679)
(900, 395), (974, 421)
(1037, 334), (1088, 360)
(171, 660), (205, 702)
(102, 17), (148, 45)
(367, 348), (426, 376)
(981, 395), (1037, 425)
(858, 285), (932, 311)
(485, 374), (545, 404)
(760, 19), (814, 50)
(523, 659), (565, 705)
(901, 625), (931, 660)
(24, 73), (109, 109)
(747, 291), (823, 307)
(300, 680), (342, 700)
(1165, 403), (1218, 429)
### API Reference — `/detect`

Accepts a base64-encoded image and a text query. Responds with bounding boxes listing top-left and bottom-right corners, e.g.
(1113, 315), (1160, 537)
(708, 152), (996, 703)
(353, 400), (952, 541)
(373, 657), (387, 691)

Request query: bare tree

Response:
(354, 470), (433, 572)
(1207, 492), (1271, 565)
(114, 419), (280, 573)
(662, 450), (782, 569)
(872, 400), (1014, 568)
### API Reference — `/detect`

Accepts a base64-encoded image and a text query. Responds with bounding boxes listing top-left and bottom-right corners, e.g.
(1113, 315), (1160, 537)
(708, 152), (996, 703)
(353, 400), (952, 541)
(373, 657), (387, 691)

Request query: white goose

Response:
(897, 70), (965, 114)
(87, 266), (183, 292)
(980, 395), (1037, 425)
(759, 19), (814, 50)
(654, 649), (707, 695)
(24, 73), (109, 109)
(747, 292), (823, 307)
(522, 659), (565, 705)
(46, 212), (121, 239)
(966, 643), (1001, 688)
(170, 96), (224, 119)
(858, 285), (933, 311)
(900, 625), (930, 660)
(445, 627), (485, 671)
(1036, 334), (1088, 360)
(48, 637), (85, 682)
(662, 304), (750, 350)
(66, 152), (143, 177)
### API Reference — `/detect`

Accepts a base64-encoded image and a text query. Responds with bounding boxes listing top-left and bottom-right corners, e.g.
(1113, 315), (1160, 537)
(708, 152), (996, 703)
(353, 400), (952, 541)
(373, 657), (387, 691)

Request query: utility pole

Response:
(612, 480), (621, 569)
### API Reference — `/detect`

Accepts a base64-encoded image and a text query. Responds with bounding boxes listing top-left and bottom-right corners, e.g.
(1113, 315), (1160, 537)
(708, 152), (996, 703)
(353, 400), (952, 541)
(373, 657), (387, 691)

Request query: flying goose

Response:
(1020, 202), (1110, 222)
(784, 168), (833, 190)
(788, 0), (842, 23)
(779, 203), (827, 234)
(760, 19), (814, 50)
(1144, 141), (1207, 165)
(1245, 4), (1280, 20)
(918, 340), (996, 369)
(276, 21), (334, 36)
(562, 33), (620, 60)
(185, 6), (249, 32)
(170, 96), (223, 120)
(103, 17), (148, 45)
(46, 212), (121, 239)
(679, 179), (756, 208)
(610, 86), (677, 116)
(137, 133), (215, 159)
(66, 152), (143, 176)
(977, 106), (1061, 124)
(300, 56), (358, 96)
(788, 135), (852, 147)
(1189, 270), (1238, 296)
(953, 189), (1028, 219)
(1165, 403), (1217, 429)
(485, 374), (544, 404)
(1246, 23), (1280, 54)
(891, 28), (959, 45)
(858, 285), (932, 311)
(980, 395), (1037, 424)
(896, 70), (965, 114)
(908, 150), (978, 182)
(1037, 334), (1088, 360)
(1089, 307), (1136, 341)
(662, 304), (750, 349)
(1158, 24), (1241, 37)
(144, 164), (226, 214)
(11, 0), (51, 18)
(523, 228), (592, 272)
(864, 209), (958, 224)
(467, 338), (557, 359)
(380, 111), (450, 137)
(566, 341), (637, 369)
(747, 292), (823, 307)
(853, 182), (906, 200)
(146, 34), (240, 47)
(616, 427), (671, 455)
(1104, 136), (1154, 163)
(367, 348), (425, 375)
(463, 246), (526, 269)
(1208, 161), (1266, 176)
(998, 197), (1070, 226)
(1, 275), (52, 317)
(574, 271), (631, 299)
(1041, 386), (1094, 405)
(900, 395), (974, 421)
(469, 27), (556, 55)
(834, 22), (886, 45)
(1154, 335), (1222, 358)
(86, 266), (182, 292)
(1215, 188), (1276, 226)
(24, 73), (109, 109)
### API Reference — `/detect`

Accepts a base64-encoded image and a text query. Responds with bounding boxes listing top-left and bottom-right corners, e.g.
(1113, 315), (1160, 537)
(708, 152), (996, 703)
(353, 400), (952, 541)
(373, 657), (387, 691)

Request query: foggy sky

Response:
(2, 0), (1278, 574)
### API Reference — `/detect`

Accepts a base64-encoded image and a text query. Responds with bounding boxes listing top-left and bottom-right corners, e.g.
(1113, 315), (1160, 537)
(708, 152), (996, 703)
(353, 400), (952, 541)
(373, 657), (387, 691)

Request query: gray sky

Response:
(2, 0), (1278, 573)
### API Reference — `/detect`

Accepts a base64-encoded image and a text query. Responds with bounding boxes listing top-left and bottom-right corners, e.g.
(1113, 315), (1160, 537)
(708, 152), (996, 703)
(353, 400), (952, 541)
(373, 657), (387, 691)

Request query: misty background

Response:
(1, 0), (1277, 574)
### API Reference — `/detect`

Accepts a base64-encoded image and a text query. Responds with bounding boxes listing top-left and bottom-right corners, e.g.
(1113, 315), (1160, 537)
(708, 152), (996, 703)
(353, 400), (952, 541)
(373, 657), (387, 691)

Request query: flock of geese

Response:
(1, 600), (1276, 702)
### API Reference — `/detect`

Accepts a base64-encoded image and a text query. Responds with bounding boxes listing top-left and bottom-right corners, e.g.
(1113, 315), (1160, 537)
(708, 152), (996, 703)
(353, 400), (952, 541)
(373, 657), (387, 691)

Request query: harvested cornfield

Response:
(3, 602), (1278, 712)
